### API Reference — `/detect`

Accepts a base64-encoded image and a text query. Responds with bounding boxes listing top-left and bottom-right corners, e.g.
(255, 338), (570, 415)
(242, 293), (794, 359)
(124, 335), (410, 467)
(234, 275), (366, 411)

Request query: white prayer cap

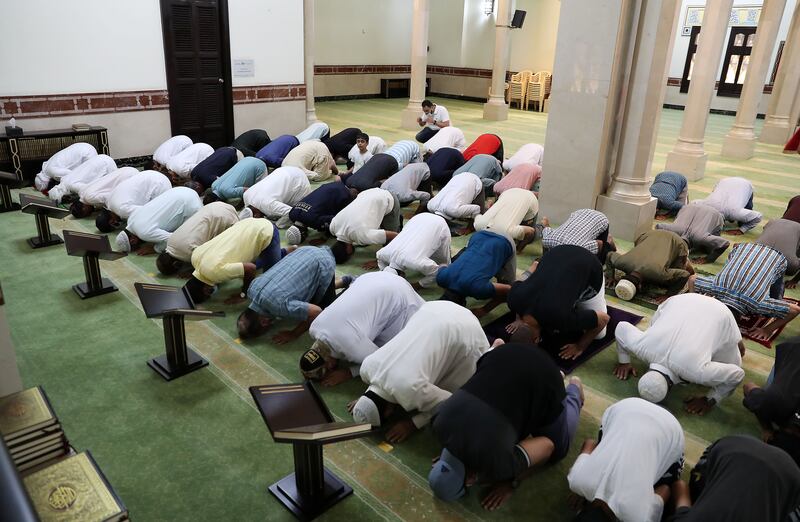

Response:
(383, 267), (398, 275)
(115, 231), (131, 252)
(236, 148), (244, 162)
(615, 279), (637, 301)
(352, 396), (381, 427)
(638, 371), (669, 403)
(238, 207), (253, 221)
(286, 225), (302, 245)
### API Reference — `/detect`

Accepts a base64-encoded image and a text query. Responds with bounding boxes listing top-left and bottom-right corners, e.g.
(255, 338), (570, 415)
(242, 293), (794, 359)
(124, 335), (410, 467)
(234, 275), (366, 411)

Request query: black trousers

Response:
(416, 127), (439, 143)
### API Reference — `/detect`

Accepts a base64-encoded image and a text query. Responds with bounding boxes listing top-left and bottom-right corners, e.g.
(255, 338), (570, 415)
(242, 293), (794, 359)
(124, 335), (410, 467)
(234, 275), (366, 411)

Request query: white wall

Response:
(509, 0), (561, 73)
(429, 0), (466, 66)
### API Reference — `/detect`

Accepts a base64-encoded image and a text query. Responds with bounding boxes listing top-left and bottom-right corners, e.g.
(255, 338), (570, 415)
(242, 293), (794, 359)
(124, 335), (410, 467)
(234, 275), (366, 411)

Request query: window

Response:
(680, 26), (701, 93)
(717, 27), (757, 97)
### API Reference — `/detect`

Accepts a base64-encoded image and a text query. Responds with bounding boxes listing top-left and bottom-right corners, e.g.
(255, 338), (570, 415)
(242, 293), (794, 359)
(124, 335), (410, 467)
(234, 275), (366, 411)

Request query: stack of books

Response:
(0, 386), (68, 473)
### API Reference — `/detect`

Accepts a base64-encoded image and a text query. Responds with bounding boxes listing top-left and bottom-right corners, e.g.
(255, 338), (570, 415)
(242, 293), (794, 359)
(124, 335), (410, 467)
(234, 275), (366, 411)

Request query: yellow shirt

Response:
(191, 218), (274, 285)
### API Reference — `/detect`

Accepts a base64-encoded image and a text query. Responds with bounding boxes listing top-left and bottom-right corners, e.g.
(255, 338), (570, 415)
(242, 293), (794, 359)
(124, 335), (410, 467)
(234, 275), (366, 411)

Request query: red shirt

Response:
(463, 134), (502, 161)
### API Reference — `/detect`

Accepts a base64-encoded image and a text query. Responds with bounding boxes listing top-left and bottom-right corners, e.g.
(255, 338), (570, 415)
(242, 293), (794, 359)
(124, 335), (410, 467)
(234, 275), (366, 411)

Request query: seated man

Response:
(694, 176), (762, 234)
(350, 300), (489, 443)
(97, 169), (172, 232)
(655, 203), (730, 263)
(35, 142), (97, 192)
(614, 293), (744, 415)
(295, 121), (330, 143)
(230, 129), (269, 158)
(241, 165), (310, 228)
(567, 398), (684, 522)
(430, 342), (581, 510)
(152, 135), (191, 172)
(204, 157), (267, 204)
(784, 195), (800, 224)
(463, 133), (503, 162)
(426, 172), (485, 226)
(70, 166), (139, 218)
(185, 217), (289, 304)
(541, 208), (616, 263)
(322, 127), (361, 163)
(300, 272), (424, 386)
(255, 134), (300, 169)
(473, 188), (538, 252)
(669, 436), (800, 521)
(237, 245), (343, 344)
(426, 147), (466, 187)
(165, 142), (214, 183)
(416, 99), (451, 143)
(689, 242), (800, 340)
(115, 186), (203, 254)
(507, 245), (610, 360)
(281, 140), (338, 181)
(421, 126), (466, 155)
(502, 143), (543, 171)
(606, 229), (694, 301)
(286, 182), (358, 244)
(377, 213), (451, 288)
(453, 153), (503, 190)
(743, 337), (800, 465)
(650, 171), (688, 216)
(189, 146), (241, 191)
(346, 132), (386, 174)
(493, 163), (542, 196)
(328, 187), (401, 263)
(48, 154), (117, 202)
(380, 163), (432, 209)
(436, 230), (516, 314)
(156, 201), (239, 276)
(756, 218), (800, 290)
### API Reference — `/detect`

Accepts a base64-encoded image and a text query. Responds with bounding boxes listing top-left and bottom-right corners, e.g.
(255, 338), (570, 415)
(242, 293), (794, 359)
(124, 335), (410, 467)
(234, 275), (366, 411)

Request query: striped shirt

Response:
(247, 246), (336, 321)
(650, 172), (687, 203)
(693, 242), (790, 317)
(542, 209), (609, 254)
(384, 140), (421, 170)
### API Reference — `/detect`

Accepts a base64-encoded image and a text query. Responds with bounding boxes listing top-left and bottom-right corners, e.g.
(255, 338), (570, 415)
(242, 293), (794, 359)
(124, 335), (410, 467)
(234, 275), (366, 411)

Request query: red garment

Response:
(493, 164), (542, 196)
(784, 195), (800, 224)
(784, 127), (800, 153)
(463, 134), (502, 161)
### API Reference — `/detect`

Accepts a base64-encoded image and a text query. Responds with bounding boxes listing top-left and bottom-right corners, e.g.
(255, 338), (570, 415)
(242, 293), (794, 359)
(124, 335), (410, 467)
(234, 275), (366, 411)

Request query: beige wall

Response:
(315, 74), (411, 98)
(233, 101), (308, 137)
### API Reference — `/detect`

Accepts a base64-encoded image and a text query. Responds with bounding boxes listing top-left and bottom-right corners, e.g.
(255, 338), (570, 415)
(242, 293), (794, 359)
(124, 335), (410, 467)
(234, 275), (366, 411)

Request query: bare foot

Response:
(750, 326), (773, 342)
(481, 482), (514, 511)
(361, 259), (379, 270)
(491, 338), (506, 348)
(454, 227), (473, 236)
(692, 257), (708, 265)
(569, 376), (584, 403)
(724, 229), (744, 236)
(654, 213), (671, 221)
(347, 399), (358, 413)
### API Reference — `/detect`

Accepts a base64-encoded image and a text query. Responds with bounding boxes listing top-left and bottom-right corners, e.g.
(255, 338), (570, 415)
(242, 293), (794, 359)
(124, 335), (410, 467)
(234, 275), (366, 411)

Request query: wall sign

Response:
(233, 59), (255, 78)
(682, 5), (762, 35)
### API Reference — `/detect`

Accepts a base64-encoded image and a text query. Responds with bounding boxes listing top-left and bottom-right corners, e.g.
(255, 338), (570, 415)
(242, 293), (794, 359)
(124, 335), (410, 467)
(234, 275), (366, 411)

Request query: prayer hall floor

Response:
(2, 98), (798, 521)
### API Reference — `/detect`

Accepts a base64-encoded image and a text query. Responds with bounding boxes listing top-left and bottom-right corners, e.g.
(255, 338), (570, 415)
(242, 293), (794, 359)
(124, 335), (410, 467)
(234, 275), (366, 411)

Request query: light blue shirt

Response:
(126, 186), (202, 253)
(211, 157), (266, 199)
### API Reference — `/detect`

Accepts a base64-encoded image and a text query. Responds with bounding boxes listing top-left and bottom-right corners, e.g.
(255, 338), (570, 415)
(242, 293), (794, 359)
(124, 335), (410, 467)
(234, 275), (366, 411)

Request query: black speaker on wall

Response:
(510, 10), (527, 29)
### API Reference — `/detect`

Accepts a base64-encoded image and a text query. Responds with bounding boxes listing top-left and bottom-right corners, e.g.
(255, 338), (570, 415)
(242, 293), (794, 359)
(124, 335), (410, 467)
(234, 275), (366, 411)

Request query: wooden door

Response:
(160, 0), (234, 147)
(717, 27), (757, 98)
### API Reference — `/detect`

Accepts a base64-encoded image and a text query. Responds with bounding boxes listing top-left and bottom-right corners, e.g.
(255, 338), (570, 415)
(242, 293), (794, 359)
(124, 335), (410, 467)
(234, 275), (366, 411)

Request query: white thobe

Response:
(329, 188), (394, 246)
(695, 177), (762, 226)
(242, 166), (309, 227)
(35, 143), (97, 191)
(309, 272), (424, 374)
(359, 301), (490, 428)
(427, 172), (483, 220)
(423, 127), (466, 154)
(166, 143), (214, 179)
(79, 167), (139, 207)
(474, 188), (538, 241)
(107, 170), (172, 219)
(296, 122), (330, 143)
(152, 135), (192, 166)
(376, 213), (451, 288)
(567, 398), (685, 522)
(615, 293), (743, 403)
(49, 155), (117, 201)
(502, 143), (544, 171)
(126, 186), (203, 253)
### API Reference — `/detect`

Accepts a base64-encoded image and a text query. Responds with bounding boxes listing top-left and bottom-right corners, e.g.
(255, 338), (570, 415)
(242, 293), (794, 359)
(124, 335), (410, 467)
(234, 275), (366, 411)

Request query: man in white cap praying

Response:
(96, 170), (172, 232)
(70, 166), (139, 218)
(614, 293), (745, 415)
(349, 301), (489, 443)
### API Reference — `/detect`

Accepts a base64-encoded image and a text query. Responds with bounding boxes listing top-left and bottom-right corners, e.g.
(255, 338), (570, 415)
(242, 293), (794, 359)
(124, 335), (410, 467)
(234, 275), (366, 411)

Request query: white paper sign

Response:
(233, 59), (255, 78)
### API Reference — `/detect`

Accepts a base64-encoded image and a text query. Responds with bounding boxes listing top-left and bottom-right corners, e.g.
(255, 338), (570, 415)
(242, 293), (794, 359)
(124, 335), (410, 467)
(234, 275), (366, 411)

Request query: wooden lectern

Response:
(134, 282), (223, 381)
(0, 171), (20, 213)
(18, 193), (69, 249)
(250, 382), (374, 521)
(63, 230), (126, 299)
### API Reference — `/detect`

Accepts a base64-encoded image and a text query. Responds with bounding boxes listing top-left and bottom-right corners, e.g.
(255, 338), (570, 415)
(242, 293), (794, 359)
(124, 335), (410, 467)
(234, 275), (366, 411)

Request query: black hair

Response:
(237, 308), (269, 339)
(355, 132), (369, 142)
(70, 201), (93, 219)
(184, 180), (204, 195)
(156, 252), (183, 276)
(203, 191), (220, 205)
(421, 100), (433, 108)
(331, 241), (354, 264)
(184, 276), (213, 305)
(95, 209), (117, 233)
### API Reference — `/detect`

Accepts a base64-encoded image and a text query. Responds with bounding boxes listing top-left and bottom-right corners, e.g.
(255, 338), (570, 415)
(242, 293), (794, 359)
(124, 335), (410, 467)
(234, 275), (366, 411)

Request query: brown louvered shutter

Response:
(161, 0), (234, 147)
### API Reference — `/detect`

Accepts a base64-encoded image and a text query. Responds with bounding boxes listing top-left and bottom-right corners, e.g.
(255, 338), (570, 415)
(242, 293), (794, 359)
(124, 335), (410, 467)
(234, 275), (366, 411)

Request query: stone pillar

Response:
(0, 284), (22, 396)
(483, 0), (512, 121)
(303, 0), (317, 124)
(401, 0), (431, 130)
(664, 0), (735, 180)
(761, 5), (800, 144)
(540, 0), (679, 241)
(721, 0), (788, 158)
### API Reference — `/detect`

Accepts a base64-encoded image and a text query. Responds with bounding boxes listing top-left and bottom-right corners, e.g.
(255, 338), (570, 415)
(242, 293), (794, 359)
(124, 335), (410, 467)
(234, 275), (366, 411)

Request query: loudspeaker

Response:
(510, 10), (527, 29)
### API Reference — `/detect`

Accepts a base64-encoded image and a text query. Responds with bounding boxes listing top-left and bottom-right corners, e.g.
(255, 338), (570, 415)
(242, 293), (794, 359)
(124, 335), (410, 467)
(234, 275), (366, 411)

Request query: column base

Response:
(664, 150), (708, 181)
(401, 106), (421, 130)
(721, 133), (757, 159)
(306, 109), (317, 126)
(596, 195), (657, 242)
(482, 100), (509, 121)
(759, 121), (792, 145)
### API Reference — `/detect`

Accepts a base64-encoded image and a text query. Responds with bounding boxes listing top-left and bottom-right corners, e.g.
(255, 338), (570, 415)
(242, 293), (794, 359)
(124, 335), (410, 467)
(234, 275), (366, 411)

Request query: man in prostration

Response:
(655, 203), (730, 263)
(295, 121), (330, 143)
(322, 127), (361, 163)
(230, 129), (269, 158)
(473, 188), (538, 252)
(463, 133), (504, 162)
(96, 169), (171, 232)
(188, 146), (241, 191)
(240, 165), (310, 228)
(421, 126), (466, 156)
(541, 208), (616, 263)
(35, 142), (97, 192)
(281, 140), (338, 182)
(329, 187), (401, 264)
(165, 142), (214, 183)
(425, 147), (465, 187)
(255, 134), (299, 169)
(376, 212), (451, 288)
(502, 143), (543, 171)
(755, 217), (800, 291)
(426, 172), (485, 227)
(151, 135), (191, 172)
(69, 166), (138, 218)
(48, 154), (117, 202)
(203, 157), (267, 204)
(493, 163), (542, 196)
(453, 153), (503, 191)
(286, 182), (358, 244)
(650, 171), (688, 217)
(694, 176), (762, 235)
(380, 162), (432, 210)
(343, 139), (419, 192)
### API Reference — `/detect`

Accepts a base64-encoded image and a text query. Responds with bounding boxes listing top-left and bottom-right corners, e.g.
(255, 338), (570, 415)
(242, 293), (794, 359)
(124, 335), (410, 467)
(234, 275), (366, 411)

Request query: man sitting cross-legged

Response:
(203, 157), (267, 204)
(69, 166), (138, 219)
(473, 188), (538, 252)
(426, 172), (485, 233)
(541, 208), (616, 263)
(286, 182), (358, 245)
(606, 229), (694, 301)
(328, 187), (401, 264)
(299, 272), (424, 386)
(96, 170), (172, 232)
(349, 300), (489, 443)
(655, 203), (730, 263)
(237, 245), (349, 345)
(694, 176), (762, 235)
(240, 165), (310, 228)
(614, 293), (745, 416)
(376, 213), (451, 288)
(506, 245), (611, 360)
(345, 132), (386, 175)
(429, 341), (583, 511)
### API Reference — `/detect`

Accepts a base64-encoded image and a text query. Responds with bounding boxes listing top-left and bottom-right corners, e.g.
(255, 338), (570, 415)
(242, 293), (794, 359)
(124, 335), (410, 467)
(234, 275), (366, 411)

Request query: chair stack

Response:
(502, 69), (553, 112)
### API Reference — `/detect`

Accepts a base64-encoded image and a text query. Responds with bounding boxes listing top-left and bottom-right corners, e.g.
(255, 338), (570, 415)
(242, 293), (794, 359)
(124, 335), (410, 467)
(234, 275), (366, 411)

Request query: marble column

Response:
(401, 0), (431, 130)
(303, 0), (317, 124)
(483, 0), (512, 121)
(721, 0), (788, 158)
(761, 5), (800, 144)
(664, 0), (735, 180)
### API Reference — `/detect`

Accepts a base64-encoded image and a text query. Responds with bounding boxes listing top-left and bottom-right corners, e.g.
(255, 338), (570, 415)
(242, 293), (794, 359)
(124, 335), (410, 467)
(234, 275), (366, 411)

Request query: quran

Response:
(0, 386), (68, 472)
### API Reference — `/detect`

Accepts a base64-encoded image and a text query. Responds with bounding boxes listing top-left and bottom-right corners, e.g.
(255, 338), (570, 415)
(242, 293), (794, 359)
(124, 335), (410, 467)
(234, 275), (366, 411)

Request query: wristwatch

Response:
(239, 291), (247, 299)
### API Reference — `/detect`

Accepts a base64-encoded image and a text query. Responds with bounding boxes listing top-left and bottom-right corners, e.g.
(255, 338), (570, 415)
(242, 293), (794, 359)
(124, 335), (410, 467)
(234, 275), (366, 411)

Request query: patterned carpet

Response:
(2, 97), (798, 521)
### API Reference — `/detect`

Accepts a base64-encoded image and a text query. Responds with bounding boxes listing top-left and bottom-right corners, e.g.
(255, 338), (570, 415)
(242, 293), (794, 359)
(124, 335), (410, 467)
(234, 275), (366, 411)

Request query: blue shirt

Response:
(288, 182), (354, 229)
(211, 157), (266, 199)
(650, 171), (687, 202)
(256, 135), (300, 168)
(247, 246), (335, 321)
(436, 231), (513, 299)
(426, 148), (465, 184)
(453, 154), (503, 188)
(190, 147), (238, 188)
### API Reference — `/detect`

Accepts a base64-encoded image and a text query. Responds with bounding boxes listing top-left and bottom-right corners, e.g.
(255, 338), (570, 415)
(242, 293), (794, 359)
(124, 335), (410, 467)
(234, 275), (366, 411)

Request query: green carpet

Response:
(2, 98), (799, 521)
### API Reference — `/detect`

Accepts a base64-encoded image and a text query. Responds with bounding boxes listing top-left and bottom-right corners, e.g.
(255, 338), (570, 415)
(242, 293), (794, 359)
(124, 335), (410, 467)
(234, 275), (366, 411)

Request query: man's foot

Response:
(723, 229), (744, 236)
(491, 338), (506, 348)
(286, 225), (303, 245)
(361, 259), (379, 270)
(569, 376), (584, 404)
(692, 256), (708, 265)
(750, 326), (774, 342)
(481, 482), (514, 511)
(654, 213), (671, 221)
(515, 233), (536, 254)
(453, 226), (473, 236)
(683, 395), (715, 416)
